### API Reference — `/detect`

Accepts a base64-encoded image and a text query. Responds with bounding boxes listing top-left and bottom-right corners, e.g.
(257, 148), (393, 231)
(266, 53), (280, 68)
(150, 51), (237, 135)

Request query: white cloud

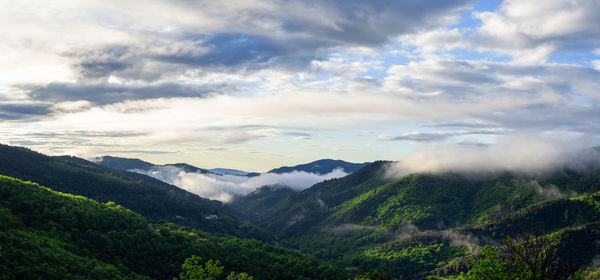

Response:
(131, 166), (348, 202)
(399, 0), (600, 63)
(386, 133), (600, 177)
(593, 60), (600, 71)
(472, 0), (600, 62)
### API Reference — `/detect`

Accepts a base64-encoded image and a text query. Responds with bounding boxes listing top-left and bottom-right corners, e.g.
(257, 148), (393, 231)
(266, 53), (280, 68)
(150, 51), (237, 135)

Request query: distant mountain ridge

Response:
(95, 156), (212, 174)
(96, 156), (368, 177)
(94, 155), (155, 170)
(268, 159), (370, 174)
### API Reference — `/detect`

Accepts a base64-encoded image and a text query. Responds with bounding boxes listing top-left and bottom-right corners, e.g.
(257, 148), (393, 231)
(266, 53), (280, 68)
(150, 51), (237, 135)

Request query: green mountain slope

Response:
(94, 155), (155, 171)
(230, 159), (600, 278)
(0, 144), (267, 239)
(0, 175), (347, 280)
(241, 161), (392, 237)
(228, 185), (296, 220)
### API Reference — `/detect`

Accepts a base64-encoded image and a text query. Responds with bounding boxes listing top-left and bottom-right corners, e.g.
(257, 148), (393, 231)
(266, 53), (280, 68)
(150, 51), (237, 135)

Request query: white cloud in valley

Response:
(131, 166), (347, 202)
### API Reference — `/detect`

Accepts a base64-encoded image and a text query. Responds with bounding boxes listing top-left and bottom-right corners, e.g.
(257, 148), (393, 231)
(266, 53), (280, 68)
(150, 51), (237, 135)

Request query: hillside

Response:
(249, 163), (600, 236)
(0, 144), (267, 239)
(0, 175), (347, 279)
(94, 155), (155, 171)
(232, 161), (392, 236)
(4, 144), (600, 279)
(228, 185), (297, 220)
(230, 159), (600, 278)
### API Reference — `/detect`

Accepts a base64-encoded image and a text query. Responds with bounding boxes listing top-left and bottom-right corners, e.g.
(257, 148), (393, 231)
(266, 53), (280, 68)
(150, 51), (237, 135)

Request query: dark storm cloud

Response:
(25, 82), (233, 105)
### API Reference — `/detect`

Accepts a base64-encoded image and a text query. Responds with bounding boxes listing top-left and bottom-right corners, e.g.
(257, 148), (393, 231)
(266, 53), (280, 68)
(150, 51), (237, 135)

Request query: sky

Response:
(1, 0), (600, 172)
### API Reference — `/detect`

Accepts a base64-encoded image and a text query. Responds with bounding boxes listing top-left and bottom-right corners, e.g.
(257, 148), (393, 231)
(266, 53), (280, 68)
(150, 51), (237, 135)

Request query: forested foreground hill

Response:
(231, 161), (600, 279)
(0, 144), (269, 240)
(0, 175), (347, 280)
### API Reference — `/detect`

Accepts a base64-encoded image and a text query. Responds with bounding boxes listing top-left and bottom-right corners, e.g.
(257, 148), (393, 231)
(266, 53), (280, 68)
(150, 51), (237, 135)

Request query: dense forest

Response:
(2, 144), (600, 279)
(0, 175), (346, 279)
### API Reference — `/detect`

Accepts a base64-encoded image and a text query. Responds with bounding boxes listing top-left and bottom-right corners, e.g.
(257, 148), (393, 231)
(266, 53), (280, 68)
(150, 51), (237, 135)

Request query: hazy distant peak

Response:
(268, 159), (370, 175)
(209, 168), (251, 176)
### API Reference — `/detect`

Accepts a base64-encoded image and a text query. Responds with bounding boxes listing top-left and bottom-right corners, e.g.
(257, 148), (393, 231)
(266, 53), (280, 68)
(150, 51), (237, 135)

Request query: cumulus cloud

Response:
(401, 0), (600, 63)
(385, 133), (600, 178)
(473, 0), (600, 62)
(131, 166), (348, 202)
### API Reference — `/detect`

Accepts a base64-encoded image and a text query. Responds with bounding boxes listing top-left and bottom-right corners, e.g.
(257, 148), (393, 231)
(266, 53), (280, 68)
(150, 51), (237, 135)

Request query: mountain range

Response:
(95, 155), (367, 177)
(2, 143), (600, 279)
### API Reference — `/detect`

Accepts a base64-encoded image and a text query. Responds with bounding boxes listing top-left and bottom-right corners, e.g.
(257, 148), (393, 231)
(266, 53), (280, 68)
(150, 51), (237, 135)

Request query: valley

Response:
(2, 144), (600, 279)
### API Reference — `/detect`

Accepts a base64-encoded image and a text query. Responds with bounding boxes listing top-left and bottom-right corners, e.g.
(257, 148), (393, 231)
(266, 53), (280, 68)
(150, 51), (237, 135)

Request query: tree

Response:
(174, 256), (255, 280)
(464, 246), (511, 280)
(174, 256), (224, 280)
(464, 236), (584, 280)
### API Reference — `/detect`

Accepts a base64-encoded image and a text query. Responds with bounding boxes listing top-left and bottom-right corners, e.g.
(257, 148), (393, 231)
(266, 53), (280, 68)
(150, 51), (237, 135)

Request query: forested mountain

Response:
(96, 155), (212, 174)
(97, 156), (366, 178)
(231, 160), (600, 278)
(230, 161), (391, 235)
(228, 185), (297, 221)
(3, 143), (600, 279)
(268, 159), (370, 175)
(0, 144), (268, 240)
(0, 175), (346, 279)
(95, 155), (156, 171)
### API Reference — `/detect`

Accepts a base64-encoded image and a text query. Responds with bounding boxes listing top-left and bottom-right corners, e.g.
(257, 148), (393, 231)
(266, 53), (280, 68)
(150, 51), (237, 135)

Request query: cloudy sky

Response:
(1, 0), (599, 171)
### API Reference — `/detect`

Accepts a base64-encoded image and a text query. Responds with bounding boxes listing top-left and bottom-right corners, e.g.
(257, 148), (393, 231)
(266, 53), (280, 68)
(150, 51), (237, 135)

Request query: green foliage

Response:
(226, 272), (254, 280)
(366, 242), (466, 264)
(463, 236), (587, 280)
(463, 246), (511, 280)
(232, 164), (600, 279)
(174, 256), (255, 280)
(175, 256), (224, 280)
(0, 175), (347, 280)
(4, 144), (600, 280)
